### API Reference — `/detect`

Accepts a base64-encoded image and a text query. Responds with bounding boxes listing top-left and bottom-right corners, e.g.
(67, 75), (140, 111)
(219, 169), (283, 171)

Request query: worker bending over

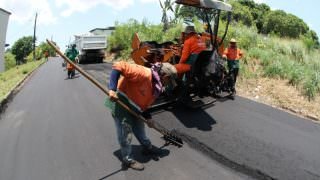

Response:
(106, 61), (177, 170)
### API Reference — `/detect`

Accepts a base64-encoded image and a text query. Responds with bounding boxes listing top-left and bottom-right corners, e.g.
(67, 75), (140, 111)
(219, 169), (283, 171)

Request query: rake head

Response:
(162, 133), (183, 147)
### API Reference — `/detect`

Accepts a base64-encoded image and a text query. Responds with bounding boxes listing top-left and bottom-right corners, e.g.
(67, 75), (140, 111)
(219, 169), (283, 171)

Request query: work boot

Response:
(142, 145), (164, 156)
(123, 160), (144, 171)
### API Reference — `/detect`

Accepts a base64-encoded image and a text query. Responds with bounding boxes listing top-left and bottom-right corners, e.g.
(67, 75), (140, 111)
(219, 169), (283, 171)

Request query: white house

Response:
(0, 8), (11, 72)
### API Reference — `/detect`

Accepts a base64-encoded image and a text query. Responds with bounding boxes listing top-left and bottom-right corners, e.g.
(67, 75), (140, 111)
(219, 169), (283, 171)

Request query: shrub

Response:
(303, 72), (320, 101)
(107, 19), (185, 59)
(264, 60), (285, 78)
(288, 66), (304, 86)
(4, 52), (16, 70)
(223, 23), (258, 50)
(289, 42), (305, 62)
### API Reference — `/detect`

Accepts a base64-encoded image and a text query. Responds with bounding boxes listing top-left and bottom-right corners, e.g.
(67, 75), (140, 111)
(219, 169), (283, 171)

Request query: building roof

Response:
(89, 26), (115, 33)
(0, 8), (11, 15)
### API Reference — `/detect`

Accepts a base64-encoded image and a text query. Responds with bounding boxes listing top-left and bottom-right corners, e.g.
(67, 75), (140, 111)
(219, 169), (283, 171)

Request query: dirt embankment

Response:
(237, 77), (320, 122)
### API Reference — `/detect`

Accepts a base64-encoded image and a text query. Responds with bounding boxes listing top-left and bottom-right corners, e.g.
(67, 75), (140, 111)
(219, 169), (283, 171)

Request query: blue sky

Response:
(2, 0), (319, 51)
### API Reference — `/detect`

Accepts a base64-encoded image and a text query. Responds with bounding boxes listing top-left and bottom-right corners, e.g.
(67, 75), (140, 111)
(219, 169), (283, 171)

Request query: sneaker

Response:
(123, 160), (144, 171)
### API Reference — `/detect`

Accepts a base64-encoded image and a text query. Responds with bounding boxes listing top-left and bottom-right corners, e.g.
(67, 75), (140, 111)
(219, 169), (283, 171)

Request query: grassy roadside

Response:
(237, 77), (320, 121)
(0, 60), (45, 102)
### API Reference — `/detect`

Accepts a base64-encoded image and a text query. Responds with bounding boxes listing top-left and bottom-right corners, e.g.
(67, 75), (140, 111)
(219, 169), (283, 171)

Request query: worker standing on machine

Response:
(174, 25), (206, 75)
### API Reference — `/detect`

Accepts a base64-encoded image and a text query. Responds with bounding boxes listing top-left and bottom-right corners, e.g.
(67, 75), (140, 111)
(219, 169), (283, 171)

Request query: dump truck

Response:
(74, 35), (106, 64)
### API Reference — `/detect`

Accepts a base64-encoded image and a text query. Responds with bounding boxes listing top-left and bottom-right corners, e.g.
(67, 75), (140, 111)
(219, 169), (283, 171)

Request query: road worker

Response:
(44, 50), (49, 61)
(64, 44), (79, 79)
(201, 23), (224, 56)
(105, 61), (177, 171)
(222, 38), (243, 94)
(174, 25), (206, 75)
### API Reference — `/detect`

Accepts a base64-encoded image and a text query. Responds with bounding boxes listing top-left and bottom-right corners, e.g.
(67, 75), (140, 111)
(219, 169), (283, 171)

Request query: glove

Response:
(109, 90), (118, 102)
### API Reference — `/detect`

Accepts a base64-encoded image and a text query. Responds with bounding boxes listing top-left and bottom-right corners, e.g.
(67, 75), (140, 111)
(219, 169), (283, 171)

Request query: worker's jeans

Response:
(113, 115), (152, 164)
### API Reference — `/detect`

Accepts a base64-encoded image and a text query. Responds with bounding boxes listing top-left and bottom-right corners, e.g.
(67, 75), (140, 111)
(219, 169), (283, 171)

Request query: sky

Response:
(1, 0), (319, 51)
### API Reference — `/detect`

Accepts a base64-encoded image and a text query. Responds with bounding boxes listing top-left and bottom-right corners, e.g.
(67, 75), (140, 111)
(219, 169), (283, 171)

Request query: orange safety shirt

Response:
(113, 61), (156, 111)
(201, 33), (224, 56)
(180, 34), (206, 64)
(223, 47), (243, 60)
(66, 63), (75, 70)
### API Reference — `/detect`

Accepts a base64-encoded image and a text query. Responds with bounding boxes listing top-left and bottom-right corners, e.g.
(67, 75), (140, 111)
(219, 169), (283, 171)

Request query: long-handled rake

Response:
(47, 39), (183, 147)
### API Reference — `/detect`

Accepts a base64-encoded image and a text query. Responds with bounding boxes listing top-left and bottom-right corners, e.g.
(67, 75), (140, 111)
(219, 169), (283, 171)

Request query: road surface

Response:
(0, 58), (252, 180)
(81, 61), (320, 180)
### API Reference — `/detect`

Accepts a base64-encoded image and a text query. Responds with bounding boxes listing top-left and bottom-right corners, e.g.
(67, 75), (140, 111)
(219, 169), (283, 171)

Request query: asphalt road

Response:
(0, 58), (252, 180)
(81, 61), (320, 180)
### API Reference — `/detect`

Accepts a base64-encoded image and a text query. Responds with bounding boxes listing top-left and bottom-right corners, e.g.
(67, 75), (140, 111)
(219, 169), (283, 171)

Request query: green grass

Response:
(0, 60), (44, 101)
(230, 24), (320, 100)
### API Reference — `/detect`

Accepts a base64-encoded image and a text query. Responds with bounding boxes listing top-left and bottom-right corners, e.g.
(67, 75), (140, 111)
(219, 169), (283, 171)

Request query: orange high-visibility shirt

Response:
(200, 33), (224, 56)
(66, 63), (75, 70)
(113, 61), (156, 111)
(223, 47), (243, 60)
(180, 34), (206, 64)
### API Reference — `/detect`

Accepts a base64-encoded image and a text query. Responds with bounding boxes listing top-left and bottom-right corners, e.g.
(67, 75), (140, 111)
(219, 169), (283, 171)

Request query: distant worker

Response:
(64, 44), (79, 79)
(222, 38), (243, 94)
(44, 50), (49, 61)
(174, 25), (206, 75)
(106, 61), (177, 171)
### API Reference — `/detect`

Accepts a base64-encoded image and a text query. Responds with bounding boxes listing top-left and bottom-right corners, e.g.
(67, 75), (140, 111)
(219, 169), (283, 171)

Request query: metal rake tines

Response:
(153, 121), (183, 147)
(162, 132), (183, 148)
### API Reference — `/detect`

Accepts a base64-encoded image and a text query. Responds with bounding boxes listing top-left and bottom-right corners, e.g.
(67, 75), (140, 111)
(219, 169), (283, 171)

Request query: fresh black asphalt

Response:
(81, 61), (320, 180)
(0, 58), (252, 180)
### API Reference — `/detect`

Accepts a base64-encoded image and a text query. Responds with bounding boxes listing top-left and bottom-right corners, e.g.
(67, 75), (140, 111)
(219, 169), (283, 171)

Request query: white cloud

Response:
(140, 0), (157, 3)
(0, 0), (57, 25)
(55, 0), (136, 17)
(253, 0), (265, 4)
(0, 0), (156, 24)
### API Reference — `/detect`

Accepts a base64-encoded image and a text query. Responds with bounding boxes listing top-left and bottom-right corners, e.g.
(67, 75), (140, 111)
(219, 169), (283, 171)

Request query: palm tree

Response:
(159, 0), (175, 31)
(172, 4), (182, 24)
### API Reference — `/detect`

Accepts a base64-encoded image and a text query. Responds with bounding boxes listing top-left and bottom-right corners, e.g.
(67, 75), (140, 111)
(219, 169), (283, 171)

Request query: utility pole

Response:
(33, 12), (37, 61)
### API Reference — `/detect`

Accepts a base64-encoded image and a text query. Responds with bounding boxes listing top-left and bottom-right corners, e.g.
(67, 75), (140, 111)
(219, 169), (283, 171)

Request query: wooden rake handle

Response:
(46, 39), (183, 147)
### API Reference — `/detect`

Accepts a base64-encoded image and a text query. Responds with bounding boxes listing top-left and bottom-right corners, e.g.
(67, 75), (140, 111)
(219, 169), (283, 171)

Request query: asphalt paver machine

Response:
(132, 0), (233, 109)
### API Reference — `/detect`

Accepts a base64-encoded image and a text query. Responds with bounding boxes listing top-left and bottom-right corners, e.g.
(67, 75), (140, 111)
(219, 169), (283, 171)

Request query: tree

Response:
(171, 4), (182, 24)
(262, 10), (309, 38)
(37, 42), (56, 57)
(308, 30), (320, 48)
(251, 3), (270, 33)
(159, 0), (175, 31)
(303, 30), (320, 50)
(11, 36), (34, 64)
(230, 1), (254, 27)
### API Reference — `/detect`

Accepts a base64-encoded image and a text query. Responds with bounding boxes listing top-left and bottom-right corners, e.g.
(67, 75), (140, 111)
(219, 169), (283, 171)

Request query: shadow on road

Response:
(168, 105), (217, 131)
(113, 144), (170, 164)
(64, 75), (81, 80)
(98, 144), (170, 180)
(214, 95), (236, 103)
